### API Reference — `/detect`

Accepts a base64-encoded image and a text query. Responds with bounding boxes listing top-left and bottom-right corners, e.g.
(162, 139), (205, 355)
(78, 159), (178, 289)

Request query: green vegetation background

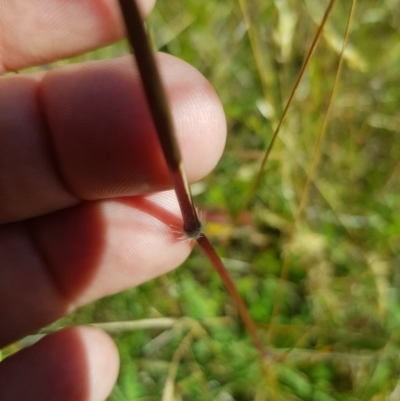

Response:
(12, 0), (400, 399)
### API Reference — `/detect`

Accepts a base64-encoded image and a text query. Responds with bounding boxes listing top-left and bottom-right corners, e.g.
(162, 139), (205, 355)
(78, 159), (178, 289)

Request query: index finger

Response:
(0, 0), (155, 73)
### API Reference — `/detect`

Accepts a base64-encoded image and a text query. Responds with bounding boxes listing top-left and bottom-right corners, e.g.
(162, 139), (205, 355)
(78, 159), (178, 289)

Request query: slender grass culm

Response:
(107, 1), (400, 399)
(116, 0), (266, 361)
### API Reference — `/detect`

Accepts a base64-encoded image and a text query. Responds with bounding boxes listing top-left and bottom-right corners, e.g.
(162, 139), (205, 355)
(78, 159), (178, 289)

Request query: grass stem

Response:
(239, 0), (337, 215)
(267, 0), (357, 345)
(197, 235), (266, 361)
(117, 0), (201, 238)
(117, 0), (265, 362)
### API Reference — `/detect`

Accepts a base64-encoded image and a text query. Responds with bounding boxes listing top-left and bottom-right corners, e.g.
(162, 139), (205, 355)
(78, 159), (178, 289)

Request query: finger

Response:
(0, 53), (226, 223)
(0, 327), (119, 401)
(0, 0), (155, 73)
(0, 191), (192, 347)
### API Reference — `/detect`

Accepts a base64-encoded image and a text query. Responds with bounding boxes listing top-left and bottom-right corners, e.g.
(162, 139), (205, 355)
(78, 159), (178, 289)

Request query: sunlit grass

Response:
(10, 0), (400, 399)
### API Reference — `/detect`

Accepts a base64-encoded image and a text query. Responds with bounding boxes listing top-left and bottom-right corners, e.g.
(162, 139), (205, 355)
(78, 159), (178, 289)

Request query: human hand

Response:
(0, 1), (226, 400)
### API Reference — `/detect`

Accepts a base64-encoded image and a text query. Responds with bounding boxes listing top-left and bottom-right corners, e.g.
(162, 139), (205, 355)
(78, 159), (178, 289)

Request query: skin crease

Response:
(0, 1), (226, 400)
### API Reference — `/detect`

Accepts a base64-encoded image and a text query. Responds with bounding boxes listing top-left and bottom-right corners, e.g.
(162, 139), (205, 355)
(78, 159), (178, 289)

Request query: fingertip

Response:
(162, 52), (227, 182)
(75, 326), (120, 401)
(0, 0), (157, 73)
(0, 326), (119, 401)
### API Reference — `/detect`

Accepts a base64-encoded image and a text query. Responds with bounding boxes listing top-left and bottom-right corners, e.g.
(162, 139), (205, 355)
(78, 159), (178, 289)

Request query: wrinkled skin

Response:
(0, 1), (226, 399)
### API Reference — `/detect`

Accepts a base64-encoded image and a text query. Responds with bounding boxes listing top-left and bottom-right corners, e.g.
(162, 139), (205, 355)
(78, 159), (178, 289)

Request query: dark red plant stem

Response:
(197, 235), (265, 361)
(170, 168), (202, 238)
(117, 0), (265, 360)
(117, 0), (201, 237)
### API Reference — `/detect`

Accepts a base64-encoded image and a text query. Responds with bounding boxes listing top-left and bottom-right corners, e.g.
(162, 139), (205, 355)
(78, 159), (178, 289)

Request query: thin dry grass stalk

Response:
(239, 0), (337, 215)
(267, 0), (357, 345)
(117, 0), (266, 361)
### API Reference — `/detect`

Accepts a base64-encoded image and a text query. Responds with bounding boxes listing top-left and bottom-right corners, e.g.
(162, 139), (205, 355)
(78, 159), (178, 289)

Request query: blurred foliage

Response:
(12, 0), (400, 399)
